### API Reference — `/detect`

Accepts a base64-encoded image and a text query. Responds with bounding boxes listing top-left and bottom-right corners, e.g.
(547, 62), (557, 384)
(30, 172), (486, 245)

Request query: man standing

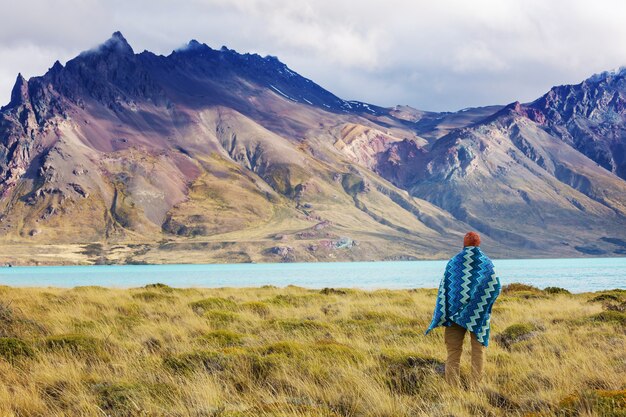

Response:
(425, 231), (501, 386)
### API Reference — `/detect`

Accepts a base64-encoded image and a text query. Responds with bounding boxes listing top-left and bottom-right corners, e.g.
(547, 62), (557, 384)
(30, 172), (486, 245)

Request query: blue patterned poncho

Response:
(425, 246), (501, 346)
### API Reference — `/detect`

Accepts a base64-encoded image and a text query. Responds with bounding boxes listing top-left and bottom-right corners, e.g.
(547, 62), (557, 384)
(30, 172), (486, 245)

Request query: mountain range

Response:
(1, 32), (625, 265)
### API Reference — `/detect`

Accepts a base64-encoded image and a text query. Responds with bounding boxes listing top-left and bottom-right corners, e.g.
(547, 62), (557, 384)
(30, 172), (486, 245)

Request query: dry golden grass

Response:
(0, 284), (623, 416)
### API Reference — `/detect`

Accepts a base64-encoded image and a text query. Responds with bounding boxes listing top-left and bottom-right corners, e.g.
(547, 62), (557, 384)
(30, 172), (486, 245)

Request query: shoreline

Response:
(1, 257), (625, 294)
(3, 252), (626, 268)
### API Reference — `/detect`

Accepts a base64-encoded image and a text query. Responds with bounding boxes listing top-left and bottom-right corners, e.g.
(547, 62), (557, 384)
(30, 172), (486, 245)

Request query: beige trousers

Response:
(444, 322), (485, 386)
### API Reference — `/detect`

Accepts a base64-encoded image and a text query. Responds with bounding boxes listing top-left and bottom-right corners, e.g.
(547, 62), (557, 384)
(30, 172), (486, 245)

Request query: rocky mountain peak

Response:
(100, 31), (134, 56)
(8, 73), (29, 108)
(49, 60), (64, 74)
(185, 39), (205, 50)
(587, 66), (626, 84)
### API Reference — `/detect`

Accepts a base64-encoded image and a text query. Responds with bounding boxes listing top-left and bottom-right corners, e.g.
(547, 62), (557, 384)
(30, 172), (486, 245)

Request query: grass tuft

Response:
(0, 337), (34, 362)
(189, 297), (238, 314)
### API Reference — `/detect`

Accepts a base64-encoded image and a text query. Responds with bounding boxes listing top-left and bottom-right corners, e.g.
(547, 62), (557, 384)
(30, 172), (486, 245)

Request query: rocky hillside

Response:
(1, 32), (625, 265)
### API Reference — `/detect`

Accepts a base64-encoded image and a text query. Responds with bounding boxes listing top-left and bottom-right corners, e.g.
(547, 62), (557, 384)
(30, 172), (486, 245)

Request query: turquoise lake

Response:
(0, 257), (624, 292)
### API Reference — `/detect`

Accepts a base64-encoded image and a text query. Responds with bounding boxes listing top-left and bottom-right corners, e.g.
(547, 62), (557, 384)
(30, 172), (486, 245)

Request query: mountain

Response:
(1, 32), (625, 265)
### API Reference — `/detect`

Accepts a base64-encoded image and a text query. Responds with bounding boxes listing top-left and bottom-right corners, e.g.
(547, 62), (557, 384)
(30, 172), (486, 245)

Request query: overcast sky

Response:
(1, 0), (625, 112)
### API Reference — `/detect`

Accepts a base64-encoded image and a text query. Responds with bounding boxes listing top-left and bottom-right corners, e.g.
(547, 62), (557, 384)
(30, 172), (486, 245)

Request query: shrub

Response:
(587, 311), (626, 326)
(495, 323), (540, 349)
(588, 293), (622, 303)
(144, 283), (174, 292)
(544, 287), (571, 295)
(510, 291), (548, 300)
(0, 337), (34, 362)
(320, 288), (348, 295)
(189, 297), (238, 314)
(379, 350), (444, 395)
(606, 301), (626, 313)
(502, 283), (542, 294)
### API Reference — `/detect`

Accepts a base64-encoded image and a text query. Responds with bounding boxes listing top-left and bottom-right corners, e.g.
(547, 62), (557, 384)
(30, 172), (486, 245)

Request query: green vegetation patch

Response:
(71, 286), (110, 292)
(190, 297), (238, 314)
(0, 337), (34, 362)
(71, 319), (97, 332)
(205, 310), (240, 326)
(164, 348), (276, 382)
(587, 311), (626, 326)
(44, 334), (103, 355)
(198, 330), (245, 347)
(270, 318), (330, 333)
(93, 381), (144, 413)
(311, 339), (364, 364)
(260, 341), (306, 358)
(164, 350), (227, 374)
(0, 302), (47, 338)
(350, 310), (419, 327)
(241, 301), (271, 317)
(341, 173), (365, 195)
(265, 294), (323, 307)
(333, 318), (378, 335)
(544, 286), (571, 295)
(131, 290), (175, 302)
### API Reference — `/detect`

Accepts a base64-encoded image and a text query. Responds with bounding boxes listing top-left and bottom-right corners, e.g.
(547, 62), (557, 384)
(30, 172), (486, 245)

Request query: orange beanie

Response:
(464, 231), (481, 247)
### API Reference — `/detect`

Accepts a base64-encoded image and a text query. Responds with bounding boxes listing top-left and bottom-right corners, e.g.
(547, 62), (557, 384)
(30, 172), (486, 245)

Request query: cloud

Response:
(0, 0), (625, 111)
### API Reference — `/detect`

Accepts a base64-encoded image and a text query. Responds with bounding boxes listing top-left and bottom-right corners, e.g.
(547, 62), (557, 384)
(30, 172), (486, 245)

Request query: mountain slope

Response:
(1, 32), (625, 265)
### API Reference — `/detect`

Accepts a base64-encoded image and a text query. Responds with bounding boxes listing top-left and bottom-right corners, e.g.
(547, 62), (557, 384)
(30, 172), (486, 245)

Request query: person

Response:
(425, 231), (501, 386)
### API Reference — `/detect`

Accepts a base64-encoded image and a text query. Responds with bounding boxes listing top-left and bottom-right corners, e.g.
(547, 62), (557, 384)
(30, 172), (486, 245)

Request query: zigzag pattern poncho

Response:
(425, 246), (501, 346)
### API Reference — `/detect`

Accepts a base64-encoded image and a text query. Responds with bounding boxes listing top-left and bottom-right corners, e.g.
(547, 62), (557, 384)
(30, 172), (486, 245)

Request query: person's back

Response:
(425, 231), (501, 386)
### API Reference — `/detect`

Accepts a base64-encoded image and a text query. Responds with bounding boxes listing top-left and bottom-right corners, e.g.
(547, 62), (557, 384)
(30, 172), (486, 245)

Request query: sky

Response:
(1, 0), (626, 112)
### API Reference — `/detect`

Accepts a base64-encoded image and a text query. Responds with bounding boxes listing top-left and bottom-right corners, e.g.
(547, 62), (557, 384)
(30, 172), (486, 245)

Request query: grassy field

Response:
(0, 283), (623, 416)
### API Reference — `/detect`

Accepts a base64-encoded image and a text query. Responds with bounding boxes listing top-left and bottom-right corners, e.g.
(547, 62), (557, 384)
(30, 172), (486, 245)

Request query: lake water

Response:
(0, 257), (625, 293)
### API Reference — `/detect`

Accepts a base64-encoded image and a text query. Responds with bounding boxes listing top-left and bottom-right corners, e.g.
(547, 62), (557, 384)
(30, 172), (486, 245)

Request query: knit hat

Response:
(464, 231), (481, 247)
